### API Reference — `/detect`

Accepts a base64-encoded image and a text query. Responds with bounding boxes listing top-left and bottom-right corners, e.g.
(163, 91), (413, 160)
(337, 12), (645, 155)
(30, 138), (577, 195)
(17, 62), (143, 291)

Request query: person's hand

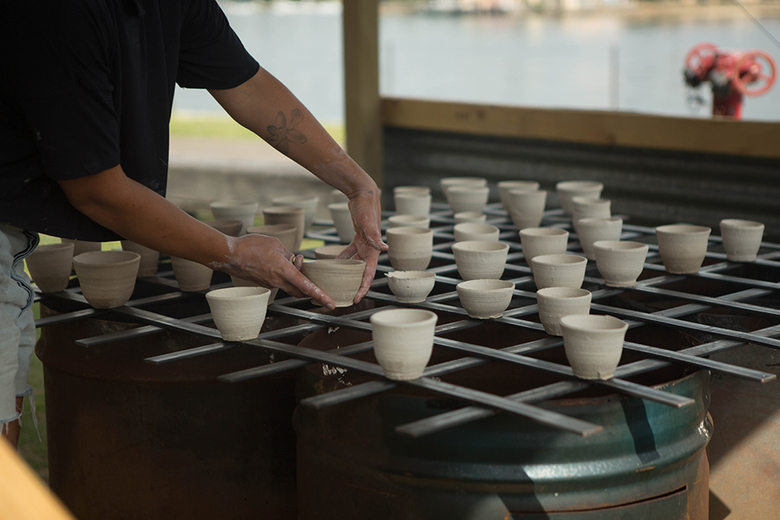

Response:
(337, 188), (388, 303)
(223, 234), (336, 310)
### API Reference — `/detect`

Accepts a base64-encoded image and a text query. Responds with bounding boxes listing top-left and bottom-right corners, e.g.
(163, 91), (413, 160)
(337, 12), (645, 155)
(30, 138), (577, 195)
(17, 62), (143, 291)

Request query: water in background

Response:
(173, 2), (780, 123)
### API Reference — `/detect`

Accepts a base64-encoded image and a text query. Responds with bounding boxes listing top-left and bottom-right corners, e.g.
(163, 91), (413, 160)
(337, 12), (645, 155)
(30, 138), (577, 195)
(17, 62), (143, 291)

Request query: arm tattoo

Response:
(267, 108), (307, 155)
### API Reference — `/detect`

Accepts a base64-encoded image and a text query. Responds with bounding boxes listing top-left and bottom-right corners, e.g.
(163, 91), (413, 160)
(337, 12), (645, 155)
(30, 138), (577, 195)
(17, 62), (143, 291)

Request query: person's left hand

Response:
(337, 188), (387, 303)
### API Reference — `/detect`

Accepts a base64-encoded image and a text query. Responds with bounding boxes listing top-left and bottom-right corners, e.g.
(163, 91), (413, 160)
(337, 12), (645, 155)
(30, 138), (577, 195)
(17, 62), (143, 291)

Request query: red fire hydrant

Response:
(683, 43), (776, 119)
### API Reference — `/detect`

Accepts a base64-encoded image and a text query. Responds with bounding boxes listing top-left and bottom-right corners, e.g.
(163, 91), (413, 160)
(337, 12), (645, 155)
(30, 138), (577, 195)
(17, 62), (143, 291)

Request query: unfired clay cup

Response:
(394, 186), (431, 196)
(720, 219), (765, 262)
(207, 219), (243, 237)
(440, 177), (487, 193)
(453, 211), (487, 224)
(446, 185), (490, 214)
(62, 238), (101, 269)
(229, 276), (279, 304)
(386, 226), (434, 271)
(264, 206), (305, 252)
(210, 200), (259, 235)
(519, 227), (569, 272)
(452, 240), (510, 281)
(571, 197), (611, 234)
(507, 189), (548, 231)
(247, 224), (298, 253)
(171, 256), (214, 292)
(206, 286), (271, 341)
(577, 217), (623, 260)
(453, 223), (500, 243)
(314, 244), (349, 259)
(272, 195), (319, 232)
(388, 215), (430, 229)
(371, 308), (438, 381)
(328, 202), (355, 244)
(536, 287), (592, 336)
(531, 253), (588, 289)
(394, 192), (431, 217)
(121, 241), (160, 277)
(73, 251), (141, 308)
(560, 314), (628, 380)
(655, 224), (712, 274)
(497, 180), (540, 212)
(456, 279), (515, 319)
(25, 242), (75, 293)
(593, 240), (649, 287)
(556, 181), (604, 216)
(300, 259), (366, 307)
(386, 271), (436, 303)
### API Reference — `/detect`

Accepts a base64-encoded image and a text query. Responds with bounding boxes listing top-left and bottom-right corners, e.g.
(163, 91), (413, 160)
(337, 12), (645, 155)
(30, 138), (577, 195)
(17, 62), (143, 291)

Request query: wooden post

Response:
(343, 0), (383, 188)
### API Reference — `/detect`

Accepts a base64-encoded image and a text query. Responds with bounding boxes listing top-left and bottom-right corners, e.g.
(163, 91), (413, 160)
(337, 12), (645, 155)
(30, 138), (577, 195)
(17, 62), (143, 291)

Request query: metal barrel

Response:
(36, 291), (299, 520)
(294, 326), (711, 520)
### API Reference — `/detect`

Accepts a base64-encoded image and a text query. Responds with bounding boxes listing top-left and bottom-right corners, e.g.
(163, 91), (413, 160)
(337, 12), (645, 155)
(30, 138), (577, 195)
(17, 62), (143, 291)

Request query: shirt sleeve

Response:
(177, 0), (260, 90)
(10, 1), (120, 181)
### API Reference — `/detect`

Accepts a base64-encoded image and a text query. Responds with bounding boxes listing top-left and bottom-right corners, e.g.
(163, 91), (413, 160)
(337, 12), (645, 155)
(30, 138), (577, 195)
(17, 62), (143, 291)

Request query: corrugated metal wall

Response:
(383, 127), (780, 241)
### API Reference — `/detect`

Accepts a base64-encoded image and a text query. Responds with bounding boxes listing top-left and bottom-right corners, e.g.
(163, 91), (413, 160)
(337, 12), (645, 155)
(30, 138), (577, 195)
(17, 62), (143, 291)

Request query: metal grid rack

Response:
(34, 202), (780, 438)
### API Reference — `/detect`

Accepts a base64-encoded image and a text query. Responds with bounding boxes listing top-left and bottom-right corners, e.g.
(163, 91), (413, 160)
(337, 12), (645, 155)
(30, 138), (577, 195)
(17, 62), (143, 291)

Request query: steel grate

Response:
(34, 202), (780, 438)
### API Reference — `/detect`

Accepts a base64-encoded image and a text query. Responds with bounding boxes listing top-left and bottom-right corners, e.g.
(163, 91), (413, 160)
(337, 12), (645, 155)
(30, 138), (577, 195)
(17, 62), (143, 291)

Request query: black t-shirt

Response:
(0, 0), (259, 241)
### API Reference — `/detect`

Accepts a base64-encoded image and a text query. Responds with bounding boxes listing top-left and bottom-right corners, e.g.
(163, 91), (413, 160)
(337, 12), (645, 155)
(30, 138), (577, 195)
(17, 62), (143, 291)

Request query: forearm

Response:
(209, 68), (378, 199)
(58, 166), (233, 270)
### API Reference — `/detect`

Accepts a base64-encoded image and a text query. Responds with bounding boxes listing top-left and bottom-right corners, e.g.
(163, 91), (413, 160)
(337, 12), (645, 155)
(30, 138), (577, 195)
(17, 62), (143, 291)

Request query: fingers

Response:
(354, 248), (380, 303)
(281, 262), (336, 310)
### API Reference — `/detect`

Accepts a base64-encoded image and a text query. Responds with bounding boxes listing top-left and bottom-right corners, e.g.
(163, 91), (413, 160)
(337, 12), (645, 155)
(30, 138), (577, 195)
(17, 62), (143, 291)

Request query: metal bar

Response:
(35, 307), (102, 327)
(78, 313), (215, 347)
(145, 342), (234, 364)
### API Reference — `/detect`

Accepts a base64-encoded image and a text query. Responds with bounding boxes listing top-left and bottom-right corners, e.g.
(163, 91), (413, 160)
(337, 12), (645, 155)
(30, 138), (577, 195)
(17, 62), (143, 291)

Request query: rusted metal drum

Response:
(294, 324), (711, 520)
(36, 283), (299, 520)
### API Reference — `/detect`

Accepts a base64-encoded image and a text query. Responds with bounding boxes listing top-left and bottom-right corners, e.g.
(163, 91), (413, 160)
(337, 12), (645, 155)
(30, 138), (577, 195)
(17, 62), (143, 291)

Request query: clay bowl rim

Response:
(393, 186), (431, 195)
(519, 227), (569, 239)
(205, 286), (271, 302)
(386, 226), (434, 238)
(440, 176), (488, 189)
(453, 211), (487, 223)
(555, 180), (604, 193)
(655, 224), (712, 237)
(530, 253), (588, 267)
(370, 308), (438, 328)
(497, 180), (540, 192)
(592, 240), (649, 254)
(313, 244), (349, 259)
(559, 313), (628, 333)
(387, 215), (430, 227)
(719, 218), (765, 232)
(452, 240), (510, 254)
(456, 279), (515, 293)
(386, 270), (436, 282)
(72, 250), (140, 267)
(536, 286), (592, 300)
(454, 222), (500, 235)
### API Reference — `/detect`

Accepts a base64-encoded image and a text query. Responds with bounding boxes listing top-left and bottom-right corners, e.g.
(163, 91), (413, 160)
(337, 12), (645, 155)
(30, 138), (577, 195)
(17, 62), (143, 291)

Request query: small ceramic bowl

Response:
(453, 223), (500, 243)
(386, 226), (434, 271)
(121, 241), (160, 277)
(530, 253), (588, 289)
(655, 224), (711, 274)
(247, 224), (298, 252)
(719, 219), (765, 262)
(536, 287), (592, 336)
(300, 259), (366, 307)
(25, 242), (75, 293)
(371, 308), (438, 381)
(446, 185), (490, 214)
(452, 240), (510, 281)
(456, 279), (515, 319)
(171, 256), (214, 292)
(73, 250), (141, 308)
(206, 286), (272, 341)
(497, 180), (540, 211)
(560, 314), (628, 380)
(555, 181), (603, 215)
(519, 227), (569, 271)
(592, 240), (649, 287)
(313, 244), (349, 259)
(388, 214), (430, 229)
(386, 271), (436, 303)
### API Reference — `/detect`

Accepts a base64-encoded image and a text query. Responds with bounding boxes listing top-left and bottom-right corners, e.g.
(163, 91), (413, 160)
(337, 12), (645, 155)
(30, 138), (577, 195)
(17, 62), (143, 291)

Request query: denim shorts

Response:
(0, 223), (40, 426)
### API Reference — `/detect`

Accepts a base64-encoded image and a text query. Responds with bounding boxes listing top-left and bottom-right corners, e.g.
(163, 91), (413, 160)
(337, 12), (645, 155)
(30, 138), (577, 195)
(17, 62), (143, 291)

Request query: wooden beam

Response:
(382, 98), (780, 159)
(343, 0), (383, 187)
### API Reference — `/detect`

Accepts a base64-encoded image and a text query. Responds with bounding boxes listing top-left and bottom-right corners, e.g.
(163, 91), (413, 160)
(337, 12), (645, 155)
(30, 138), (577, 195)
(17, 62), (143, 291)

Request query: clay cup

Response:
(171, 256), (214, 292)
(388, 215), (430, 229)
(210, 200), (259, 235)
(328, 202), (355, 244)
(453, 223), (500, 243)
(530, 253), (588, 289)
(519, 227), (569, 272)
(507, 189), (548, 231)
(73, 250), (141, 308)
(456, 279), (515, 319)
(560, 314), (628, 380)
(555, 181), (604, 216)
(386, 271), (436, 303)
(655, 224), (712, 274)
(453, 211), (487, 224)
(300, 259), (366, 307)
(394, 192), (432, 217)
(272, 195), (320, 233)
(577, 217), (623, 260)
(206, 286), (272, 341)
(446, 185), (490, 214)
(247, 224), (298, 253)
(121, 241), (160, 277)
(264, 205), (305, 252)
(371, 308), (438, 381)
(497, 180), (540, 212)
(386, 226), (434, 271)
(452, 240), (510, 281)
(720, 219), (765, 262)
(592, 240), (649, 287)
(536, 287), (592, 336)
(25, 242), (75, 293)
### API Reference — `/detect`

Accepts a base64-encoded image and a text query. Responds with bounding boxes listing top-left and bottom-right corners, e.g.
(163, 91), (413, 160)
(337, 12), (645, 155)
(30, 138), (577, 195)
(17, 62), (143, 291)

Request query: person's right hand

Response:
(221, 234), (336, 310)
